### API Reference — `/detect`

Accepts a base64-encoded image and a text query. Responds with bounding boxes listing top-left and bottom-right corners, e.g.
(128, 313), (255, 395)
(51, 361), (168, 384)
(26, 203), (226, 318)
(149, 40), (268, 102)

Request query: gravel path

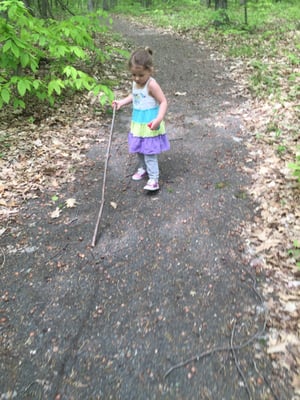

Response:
(0, 16), (293, 400)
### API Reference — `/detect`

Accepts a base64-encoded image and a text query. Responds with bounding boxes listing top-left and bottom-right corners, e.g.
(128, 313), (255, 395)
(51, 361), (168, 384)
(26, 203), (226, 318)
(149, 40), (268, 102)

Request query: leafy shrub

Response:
(0, 0), (114, 109)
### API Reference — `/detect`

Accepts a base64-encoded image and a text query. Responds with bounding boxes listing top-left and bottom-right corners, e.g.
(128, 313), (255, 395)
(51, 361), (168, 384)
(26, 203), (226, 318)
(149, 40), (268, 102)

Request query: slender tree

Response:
(215, 0), (227, 9)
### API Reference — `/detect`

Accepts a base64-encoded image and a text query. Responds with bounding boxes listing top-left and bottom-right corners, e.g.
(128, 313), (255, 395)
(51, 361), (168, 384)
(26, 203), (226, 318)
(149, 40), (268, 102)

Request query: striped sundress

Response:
(128, 77), (170, 155)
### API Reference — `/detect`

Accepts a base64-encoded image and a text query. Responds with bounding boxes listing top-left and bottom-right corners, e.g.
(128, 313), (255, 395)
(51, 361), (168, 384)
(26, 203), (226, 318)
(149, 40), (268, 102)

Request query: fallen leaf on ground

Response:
(110, 201), (117, 209)
(66, 198), (77, 208)
(50, 207), (61, 219)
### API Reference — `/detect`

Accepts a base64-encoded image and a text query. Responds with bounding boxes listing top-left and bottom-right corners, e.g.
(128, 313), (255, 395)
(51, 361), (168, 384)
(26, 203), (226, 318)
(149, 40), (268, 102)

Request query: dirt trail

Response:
(0, 16), (293, 400)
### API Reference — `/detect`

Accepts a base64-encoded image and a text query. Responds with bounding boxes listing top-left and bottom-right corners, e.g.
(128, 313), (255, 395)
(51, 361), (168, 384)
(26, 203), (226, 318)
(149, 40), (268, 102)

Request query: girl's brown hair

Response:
(128, 47), (153, 70)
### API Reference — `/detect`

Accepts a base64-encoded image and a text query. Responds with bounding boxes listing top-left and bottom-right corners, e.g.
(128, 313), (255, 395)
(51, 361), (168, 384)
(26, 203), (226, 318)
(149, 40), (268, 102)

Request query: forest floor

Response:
(0, 16), (299, 400)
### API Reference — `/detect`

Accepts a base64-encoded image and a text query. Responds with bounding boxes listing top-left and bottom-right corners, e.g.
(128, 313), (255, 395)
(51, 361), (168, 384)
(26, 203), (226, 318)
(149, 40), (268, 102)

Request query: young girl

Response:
(112, 47), (170, 191)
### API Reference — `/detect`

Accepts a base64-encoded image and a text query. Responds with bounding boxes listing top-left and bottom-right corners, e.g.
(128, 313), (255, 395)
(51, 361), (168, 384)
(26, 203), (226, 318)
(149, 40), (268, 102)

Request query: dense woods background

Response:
(1, 0), (298, 110)
(1, 0), (299, 110)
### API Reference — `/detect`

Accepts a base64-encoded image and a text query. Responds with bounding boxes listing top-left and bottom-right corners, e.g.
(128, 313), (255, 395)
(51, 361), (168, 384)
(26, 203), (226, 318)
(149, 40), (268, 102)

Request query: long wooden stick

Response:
(91, 106), (116, 247)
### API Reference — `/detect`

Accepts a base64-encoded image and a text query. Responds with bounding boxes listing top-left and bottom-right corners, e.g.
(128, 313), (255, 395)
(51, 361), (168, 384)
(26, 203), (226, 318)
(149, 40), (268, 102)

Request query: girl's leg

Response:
(137, 153), (146, 170)
(144, 154), (159, 181)
(132, 153), (147, 181)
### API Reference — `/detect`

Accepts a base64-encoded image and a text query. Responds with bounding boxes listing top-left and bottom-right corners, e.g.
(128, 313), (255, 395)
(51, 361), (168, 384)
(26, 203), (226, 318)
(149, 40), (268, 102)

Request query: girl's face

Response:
(130, 64), (152, 87)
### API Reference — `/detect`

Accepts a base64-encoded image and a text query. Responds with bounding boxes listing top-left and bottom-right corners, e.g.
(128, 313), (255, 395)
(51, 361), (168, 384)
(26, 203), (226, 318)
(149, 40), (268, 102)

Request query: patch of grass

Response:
(215, 181), (229, 189)
(276, 144), (287, 156)
(288, 146), (300, 183)
(234, 190), (248, 199)
(288, 240), (300, 268)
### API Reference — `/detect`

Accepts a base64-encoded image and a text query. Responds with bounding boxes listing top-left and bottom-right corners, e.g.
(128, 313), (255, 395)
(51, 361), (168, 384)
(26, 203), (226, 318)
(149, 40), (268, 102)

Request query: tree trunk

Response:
(88, 0), (94, 12)
(141, 0), (152, 7)
(38, 0), (51, 18)
(244, 0), (248, 24)
(22, 0), (35, 15)
(215, 0), (227, 9)
(103, 0), (109, 10)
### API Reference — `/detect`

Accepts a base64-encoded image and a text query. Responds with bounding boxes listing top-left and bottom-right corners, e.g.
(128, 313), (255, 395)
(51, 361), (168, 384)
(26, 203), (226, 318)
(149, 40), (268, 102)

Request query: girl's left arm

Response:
(148, 80), (168, 130)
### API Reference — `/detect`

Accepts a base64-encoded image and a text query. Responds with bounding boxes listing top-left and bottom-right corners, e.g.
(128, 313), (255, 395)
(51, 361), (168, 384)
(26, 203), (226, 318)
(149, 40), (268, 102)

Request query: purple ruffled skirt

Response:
(128, 133), (170, 155)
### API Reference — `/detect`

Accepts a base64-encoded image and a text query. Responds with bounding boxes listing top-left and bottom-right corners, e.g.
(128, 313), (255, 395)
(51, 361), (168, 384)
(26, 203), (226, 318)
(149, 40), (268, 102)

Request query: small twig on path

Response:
(65, 209), (79, 226)
(117, 280), (123, 296)
(0, 248), (5, 269)
(230, 319), (252, 400)
(253, 360), (280, 400)
(164, 344), (231, 379)
(164, 266), (268, 380)
(164, 328), (266, 380)
(92, 106), (116, 247)
(21, 380), (44, 400)
(44, 244), (69, 265)
(66, 217), (78, 225)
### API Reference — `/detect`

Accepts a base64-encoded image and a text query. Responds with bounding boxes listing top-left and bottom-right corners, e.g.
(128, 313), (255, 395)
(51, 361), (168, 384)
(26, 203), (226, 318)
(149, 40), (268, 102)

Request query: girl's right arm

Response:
(112, 94), (133, 110)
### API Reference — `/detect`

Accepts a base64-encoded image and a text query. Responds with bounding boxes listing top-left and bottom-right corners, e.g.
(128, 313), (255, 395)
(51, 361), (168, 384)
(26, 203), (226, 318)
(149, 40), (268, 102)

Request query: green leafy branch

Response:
(0, 0), (114, 110)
